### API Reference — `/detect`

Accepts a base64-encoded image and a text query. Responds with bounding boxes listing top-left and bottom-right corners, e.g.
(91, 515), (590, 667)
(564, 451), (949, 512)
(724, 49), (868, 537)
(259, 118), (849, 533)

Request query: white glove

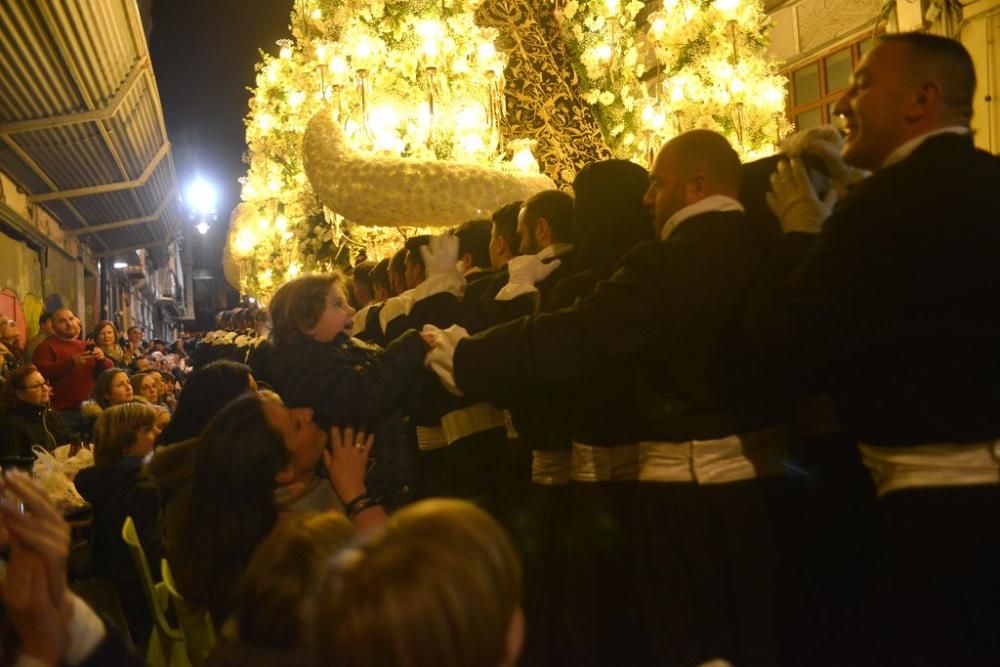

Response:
(766, 158), (838, 234)
(412, 234), (465, 302)
(782, 125), (867, 187)
(422, 324), (470, 396)
(379, 291), (415, 334)
(495, 255), (562, 301)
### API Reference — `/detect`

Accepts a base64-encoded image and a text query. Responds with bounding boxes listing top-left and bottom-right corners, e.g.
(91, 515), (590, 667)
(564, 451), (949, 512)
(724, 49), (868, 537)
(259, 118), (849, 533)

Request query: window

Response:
(786, 36), (874, 131)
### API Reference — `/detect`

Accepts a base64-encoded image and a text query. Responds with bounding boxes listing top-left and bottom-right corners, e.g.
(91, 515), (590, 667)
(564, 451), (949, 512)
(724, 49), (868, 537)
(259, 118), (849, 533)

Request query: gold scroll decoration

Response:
(476, 0), (614, 190)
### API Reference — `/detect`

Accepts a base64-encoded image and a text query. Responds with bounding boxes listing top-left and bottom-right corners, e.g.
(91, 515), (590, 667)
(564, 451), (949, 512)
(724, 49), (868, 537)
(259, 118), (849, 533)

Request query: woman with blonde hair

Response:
(74, 402), (163, 644)
(310, 498), (524, 667)
(90, 320), (131, 368)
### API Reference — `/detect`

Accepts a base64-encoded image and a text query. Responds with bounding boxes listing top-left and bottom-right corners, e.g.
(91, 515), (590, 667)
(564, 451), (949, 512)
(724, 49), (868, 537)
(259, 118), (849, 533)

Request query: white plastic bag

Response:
(31, 446), (89, 514)
(51, 443), (94, 479)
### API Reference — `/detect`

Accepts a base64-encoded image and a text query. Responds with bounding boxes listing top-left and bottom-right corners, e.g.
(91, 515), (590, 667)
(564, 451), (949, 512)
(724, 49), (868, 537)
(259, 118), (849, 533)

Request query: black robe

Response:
(454, 210), (784, 666)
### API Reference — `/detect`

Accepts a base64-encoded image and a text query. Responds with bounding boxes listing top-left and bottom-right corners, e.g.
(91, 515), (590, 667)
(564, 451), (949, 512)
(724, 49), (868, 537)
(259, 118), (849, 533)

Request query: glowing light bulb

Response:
(730, 78), (745, 94)
(605, 0), (620, 14)
(279, 45), (293, 60)
(288, 262), (301, 278)
(651, 17), (667, 37)
(671, 85), (685, 103)
(715, 0), (739, 13)
(257, 113), (274, 133)
(329, 55), (348, 80)
(315, 44), (328, 63)
(477, 42), (496, 62)
(235, 229), (256, 254)
(310, 8), (322, 20)
(595, 44), (613, 62)
(288, 90), (306, 109)
(257, 217), (270, 232)
(275, 215), (288, 232)
(509, 140), (539, 173)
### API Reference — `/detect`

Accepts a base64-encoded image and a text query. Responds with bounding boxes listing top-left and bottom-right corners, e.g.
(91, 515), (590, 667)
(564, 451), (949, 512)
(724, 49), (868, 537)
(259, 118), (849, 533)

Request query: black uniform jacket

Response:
(770, 133), (1000, 446)
(454, 210), (768, 442)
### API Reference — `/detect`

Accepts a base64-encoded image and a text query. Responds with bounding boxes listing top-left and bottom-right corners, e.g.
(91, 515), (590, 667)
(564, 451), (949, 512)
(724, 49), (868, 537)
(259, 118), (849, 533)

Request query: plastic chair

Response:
(161, 558), (217, 667)
(121, 516), (191, 667)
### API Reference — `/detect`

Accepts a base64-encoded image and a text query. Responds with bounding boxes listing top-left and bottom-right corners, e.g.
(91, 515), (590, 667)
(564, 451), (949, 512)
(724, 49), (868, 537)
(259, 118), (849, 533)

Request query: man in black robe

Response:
(767, 32), (1000, 665)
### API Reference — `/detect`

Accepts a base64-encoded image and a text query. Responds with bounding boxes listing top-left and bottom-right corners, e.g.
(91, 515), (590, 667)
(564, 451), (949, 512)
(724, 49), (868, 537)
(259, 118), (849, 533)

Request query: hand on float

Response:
(767, 158), (837, 234)
(495, 255), (561, 301)
(422, 324), (469, 396)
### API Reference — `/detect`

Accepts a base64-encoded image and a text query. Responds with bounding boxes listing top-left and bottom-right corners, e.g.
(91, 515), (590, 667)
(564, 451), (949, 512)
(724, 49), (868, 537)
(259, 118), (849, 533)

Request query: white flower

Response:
(599, 91), (615, 105)
(584, 89), (601, 104)
(563, 0), (579, 19)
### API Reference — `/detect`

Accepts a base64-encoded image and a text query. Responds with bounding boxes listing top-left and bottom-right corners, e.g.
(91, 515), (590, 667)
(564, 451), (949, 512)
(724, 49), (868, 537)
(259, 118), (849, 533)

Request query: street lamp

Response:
(186, 177), (218, 235)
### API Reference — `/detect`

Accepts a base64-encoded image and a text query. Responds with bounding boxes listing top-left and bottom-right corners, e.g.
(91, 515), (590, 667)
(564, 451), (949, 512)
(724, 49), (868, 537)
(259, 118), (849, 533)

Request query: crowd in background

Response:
(0, 32), (998, 667)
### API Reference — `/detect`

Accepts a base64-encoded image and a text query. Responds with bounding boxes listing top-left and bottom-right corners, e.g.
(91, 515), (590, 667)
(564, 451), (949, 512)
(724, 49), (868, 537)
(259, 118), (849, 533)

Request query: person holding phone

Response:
(31, 308), (112, 436)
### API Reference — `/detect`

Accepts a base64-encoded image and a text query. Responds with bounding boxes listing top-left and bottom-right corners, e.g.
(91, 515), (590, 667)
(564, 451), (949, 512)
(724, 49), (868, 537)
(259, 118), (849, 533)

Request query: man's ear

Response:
(685, 173), (711, 201)
(905, 81), (941, 123)
(459, 252), (473, 272)
(535, 218), (552, 246)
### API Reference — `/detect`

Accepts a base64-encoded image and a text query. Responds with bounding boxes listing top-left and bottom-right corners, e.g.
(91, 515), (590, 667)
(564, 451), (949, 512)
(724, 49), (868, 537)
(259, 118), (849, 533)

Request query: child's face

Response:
(304, 284), (355, 343)
(130, 424), (160, 458)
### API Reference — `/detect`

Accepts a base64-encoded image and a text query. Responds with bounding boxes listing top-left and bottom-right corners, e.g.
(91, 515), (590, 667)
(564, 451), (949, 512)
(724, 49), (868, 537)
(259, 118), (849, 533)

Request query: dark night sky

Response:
(148, 0), (293, 275)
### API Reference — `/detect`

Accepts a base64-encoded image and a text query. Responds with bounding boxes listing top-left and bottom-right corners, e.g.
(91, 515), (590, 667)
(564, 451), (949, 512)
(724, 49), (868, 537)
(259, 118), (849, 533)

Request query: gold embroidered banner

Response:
(476, 0), (614, 190)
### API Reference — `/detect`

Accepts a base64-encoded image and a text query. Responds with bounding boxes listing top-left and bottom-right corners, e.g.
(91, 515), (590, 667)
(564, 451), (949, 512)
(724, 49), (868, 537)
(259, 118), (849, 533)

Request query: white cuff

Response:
(65, 593), (107, 665)
(494, 281), (538, 302)
(379, 293), (415, 333)
(411, 271), (465, 302)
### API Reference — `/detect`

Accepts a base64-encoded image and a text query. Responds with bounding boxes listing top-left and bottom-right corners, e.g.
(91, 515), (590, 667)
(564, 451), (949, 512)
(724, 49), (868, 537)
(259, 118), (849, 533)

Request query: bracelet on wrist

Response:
(345, 494), (380, 519)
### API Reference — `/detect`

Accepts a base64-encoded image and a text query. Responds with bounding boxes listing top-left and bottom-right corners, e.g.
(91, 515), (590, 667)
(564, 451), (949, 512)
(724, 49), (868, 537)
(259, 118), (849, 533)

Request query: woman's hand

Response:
(2, 543), (71, 664)
(0, 470), (71, 607)
(0, 469), (76, 664)
(323, 426), (375, 505)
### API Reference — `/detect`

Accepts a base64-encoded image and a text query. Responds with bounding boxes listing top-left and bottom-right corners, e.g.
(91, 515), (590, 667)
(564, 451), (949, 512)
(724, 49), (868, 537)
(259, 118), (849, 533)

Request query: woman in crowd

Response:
(171, 392), (381, 625)
(0, 364), (73, 460)
(74, 402), (163, 645)
(0, 317), (23, 383)
(131, 369), (158, 405)
(265, 273), (429, 510)
(91, 320), (131, 368)
(157, 360), (255, 446)
(206, 513), (355, 666)
(310, 498), (523, 667)
(80, 367), (135, 440)
(130, 369), (170, 429)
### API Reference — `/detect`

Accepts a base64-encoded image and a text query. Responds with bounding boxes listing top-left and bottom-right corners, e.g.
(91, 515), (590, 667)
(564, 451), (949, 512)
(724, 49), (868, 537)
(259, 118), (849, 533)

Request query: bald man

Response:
(769, 33), (1000, 664)
(426, 130), (793, 665)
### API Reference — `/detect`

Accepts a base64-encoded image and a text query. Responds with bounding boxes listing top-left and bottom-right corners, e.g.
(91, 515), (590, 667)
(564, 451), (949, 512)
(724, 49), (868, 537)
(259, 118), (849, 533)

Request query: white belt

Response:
(416, 425), (448, 451)
(571, 442), (639, 482)
(440, 402), (507, 445)
(638, 426), (790, 484)
(858, 440), (1000, 497)
(531, 451), (571, 485)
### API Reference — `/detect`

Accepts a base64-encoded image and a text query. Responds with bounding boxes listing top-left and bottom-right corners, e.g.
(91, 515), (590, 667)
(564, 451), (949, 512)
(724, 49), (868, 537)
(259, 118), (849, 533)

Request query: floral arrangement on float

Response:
(232, 0), (552, 301)
(558, 0), (792, 162)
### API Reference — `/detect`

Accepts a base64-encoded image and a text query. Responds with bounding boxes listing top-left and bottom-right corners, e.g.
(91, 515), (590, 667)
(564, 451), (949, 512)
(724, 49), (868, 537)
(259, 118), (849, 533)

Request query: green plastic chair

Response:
(161, 558), (217, 667)
(121, 516), (191, 667)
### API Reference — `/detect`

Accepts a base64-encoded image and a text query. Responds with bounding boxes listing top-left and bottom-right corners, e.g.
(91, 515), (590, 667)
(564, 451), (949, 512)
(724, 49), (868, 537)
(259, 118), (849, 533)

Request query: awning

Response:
(0, 0), (180, 258)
